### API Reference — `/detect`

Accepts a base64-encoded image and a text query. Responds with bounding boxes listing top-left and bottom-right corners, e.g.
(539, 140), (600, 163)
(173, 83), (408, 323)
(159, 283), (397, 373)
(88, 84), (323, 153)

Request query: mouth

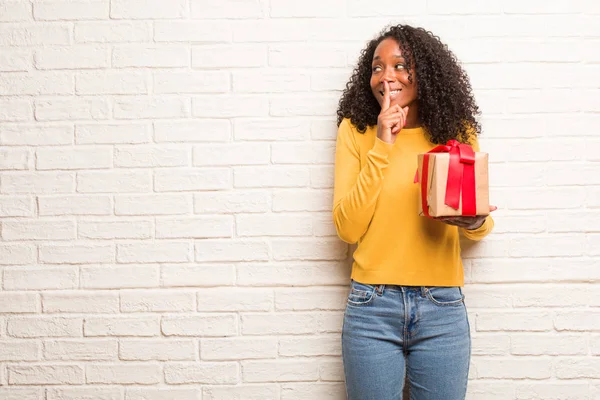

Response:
(379, 88), (402, 97)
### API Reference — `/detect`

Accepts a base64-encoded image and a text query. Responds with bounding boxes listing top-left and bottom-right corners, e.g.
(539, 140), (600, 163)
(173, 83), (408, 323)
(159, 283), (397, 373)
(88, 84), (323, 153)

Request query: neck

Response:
(403, 103), (420, 129)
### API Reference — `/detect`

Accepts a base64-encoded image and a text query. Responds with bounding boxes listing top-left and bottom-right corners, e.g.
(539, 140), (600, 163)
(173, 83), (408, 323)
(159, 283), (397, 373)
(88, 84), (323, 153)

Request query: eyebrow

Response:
(373, 55), (405, 61)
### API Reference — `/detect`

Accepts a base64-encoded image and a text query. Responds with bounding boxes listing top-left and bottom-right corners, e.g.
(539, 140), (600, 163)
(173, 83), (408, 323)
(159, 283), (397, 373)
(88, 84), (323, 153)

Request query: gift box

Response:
(416, 140), (489, 217)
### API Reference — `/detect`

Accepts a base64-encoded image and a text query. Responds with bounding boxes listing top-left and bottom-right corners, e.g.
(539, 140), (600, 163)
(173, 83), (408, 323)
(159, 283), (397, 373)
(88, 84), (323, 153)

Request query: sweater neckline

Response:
(398, 126), (425, 135)
(370, 125), (425, 136)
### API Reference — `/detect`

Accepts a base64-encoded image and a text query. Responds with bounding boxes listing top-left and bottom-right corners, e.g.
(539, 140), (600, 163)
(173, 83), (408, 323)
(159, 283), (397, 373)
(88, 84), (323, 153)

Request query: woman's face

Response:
(370, 37), (418, 110)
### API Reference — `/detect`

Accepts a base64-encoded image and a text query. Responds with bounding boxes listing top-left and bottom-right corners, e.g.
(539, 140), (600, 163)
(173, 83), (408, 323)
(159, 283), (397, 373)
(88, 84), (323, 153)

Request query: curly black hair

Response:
(336, 24), (480, 145)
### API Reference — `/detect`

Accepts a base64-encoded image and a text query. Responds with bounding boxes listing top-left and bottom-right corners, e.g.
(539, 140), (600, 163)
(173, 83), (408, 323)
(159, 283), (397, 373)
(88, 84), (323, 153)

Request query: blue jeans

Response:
(342, 279), (471, 400)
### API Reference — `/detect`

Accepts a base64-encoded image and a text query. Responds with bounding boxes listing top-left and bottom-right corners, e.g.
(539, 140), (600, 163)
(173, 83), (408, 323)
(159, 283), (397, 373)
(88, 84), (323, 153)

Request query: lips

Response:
(379, 88), (402, 96)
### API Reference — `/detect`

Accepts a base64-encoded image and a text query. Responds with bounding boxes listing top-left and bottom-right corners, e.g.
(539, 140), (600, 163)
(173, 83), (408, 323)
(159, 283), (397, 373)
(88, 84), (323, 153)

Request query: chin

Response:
(389, 99), (406, 108)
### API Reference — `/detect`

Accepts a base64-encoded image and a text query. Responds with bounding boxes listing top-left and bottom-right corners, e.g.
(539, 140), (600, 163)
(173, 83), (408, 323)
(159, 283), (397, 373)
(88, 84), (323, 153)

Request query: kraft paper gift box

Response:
(416, 140), (490, 218)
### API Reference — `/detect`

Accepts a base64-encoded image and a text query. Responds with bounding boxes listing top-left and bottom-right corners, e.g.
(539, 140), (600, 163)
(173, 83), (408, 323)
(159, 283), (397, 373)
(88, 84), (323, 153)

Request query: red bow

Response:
(415, 140), (477, 217)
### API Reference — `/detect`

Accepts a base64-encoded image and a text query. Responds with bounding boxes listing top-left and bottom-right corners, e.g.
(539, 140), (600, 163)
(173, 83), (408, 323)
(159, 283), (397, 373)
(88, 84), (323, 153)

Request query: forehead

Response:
(373, 38), (403, 59)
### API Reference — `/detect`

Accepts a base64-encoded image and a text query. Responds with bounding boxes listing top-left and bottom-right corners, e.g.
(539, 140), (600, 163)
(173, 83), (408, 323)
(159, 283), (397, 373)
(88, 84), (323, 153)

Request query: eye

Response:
(372, 65), (381, 73)
(395, 63), (407, 70)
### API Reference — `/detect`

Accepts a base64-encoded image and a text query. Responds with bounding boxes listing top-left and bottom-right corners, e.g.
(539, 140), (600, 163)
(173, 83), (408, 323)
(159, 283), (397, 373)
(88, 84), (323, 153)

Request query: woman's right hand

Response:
(376, 81), (409, 145)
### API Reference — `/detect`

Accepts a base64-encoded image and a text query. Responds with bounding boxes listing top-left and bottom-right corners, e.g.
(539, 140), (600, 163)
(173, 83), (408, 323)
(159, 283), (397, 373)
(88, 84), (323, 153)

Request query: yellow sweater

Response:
(332, 118), (494, 286)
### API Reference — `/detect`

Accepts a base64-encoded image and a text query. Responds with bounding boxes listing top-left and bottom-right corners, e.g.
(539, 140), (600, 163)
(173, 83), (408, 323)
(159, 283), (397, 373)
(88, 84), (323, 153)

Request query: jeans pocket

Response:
(347, 280), (376, 306)
(425, 286), (464, 307)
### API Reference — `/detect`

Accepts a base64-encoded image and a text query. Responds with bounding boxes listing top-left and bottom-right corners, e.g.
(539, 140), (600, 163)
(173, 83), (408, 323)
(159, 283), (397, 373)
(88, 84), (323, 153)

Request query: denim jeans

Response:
(342, 279), (471, 400)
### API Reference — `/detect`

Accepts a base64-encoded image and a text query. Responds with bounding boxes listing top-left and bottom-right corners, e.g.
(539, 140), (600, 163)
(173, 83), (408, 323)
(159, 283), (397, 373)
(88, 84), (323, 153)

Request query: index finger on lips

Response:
(382, 81), (390, 111)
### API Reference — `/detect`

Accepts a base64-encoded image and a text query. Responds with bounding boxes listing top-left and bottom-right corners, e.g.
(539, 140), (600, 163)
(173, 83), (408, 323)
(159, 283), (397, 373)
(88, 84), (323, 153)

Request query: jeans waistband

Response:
(371, 284), (461, 297)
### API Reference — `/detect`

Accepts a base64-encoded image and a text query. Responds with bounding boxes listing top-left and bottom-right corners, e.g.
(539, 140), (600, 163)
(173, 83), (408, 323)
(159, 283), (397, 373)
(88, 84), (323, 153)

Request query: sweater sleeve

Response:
(461, 215), (494, 241)
(460, 133), (495, 241)
(332, 119), (394, 244)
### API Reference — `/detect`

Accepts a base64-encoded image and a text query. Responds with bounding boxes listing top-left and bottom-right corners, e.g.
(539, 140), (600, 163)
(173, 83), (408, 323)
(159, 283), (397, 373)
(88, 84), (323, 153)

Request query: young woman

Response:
(333, 24), (496, 399)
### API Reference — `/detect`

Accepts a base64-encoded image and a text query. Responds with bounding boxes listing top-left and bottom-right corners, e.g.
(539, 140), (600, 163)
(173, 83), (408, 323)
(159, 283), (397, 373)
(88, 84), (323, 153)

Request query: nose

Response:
(380, 66), (395, 83)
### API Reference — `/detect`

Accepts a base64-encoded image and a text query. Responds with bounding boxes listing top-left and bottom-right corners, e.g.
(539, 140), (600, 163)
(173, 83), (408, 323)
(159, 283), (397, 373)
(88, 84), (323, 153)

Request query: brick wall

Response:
(0, 0), (598, 399)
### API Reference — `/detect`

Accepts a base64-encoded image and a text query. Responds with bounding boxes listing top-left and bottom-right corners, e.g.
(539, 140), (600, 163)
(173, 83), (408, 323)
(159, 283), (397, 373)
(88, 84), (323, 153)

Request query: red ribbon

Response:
(415, 140), (477, 217)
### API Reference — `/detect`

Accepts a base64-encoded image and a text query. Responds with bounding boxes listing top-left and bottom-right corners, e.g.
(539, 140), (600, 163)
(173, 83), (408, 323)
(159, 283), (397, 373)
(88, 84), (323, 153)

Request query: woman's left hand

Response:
(435, 205), (497, 230)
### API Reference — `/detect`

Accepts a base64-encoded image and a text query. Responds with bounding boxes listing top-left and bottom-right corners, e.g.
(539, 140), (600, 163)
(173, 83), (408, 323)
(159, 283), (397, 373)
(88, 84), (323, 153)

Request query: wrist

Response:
(376, 133), (394, 145)
(465, 219), (485, 230)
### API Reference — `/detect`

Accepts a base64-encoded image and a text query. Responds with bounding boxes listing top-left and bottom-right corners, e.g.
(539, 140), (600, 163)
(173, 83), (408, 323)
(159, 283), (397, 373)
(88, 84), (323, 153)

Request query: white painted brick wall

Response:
(0, 1), (597, 399)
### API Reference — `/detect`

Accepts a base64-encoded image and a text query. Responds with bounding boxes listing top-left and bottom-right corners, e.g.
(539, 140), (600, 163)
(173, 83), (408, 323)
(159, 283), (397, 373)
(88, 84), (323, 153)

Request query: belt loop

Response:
(420, 287), (427, 297)
(376, 284), (384, 296)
